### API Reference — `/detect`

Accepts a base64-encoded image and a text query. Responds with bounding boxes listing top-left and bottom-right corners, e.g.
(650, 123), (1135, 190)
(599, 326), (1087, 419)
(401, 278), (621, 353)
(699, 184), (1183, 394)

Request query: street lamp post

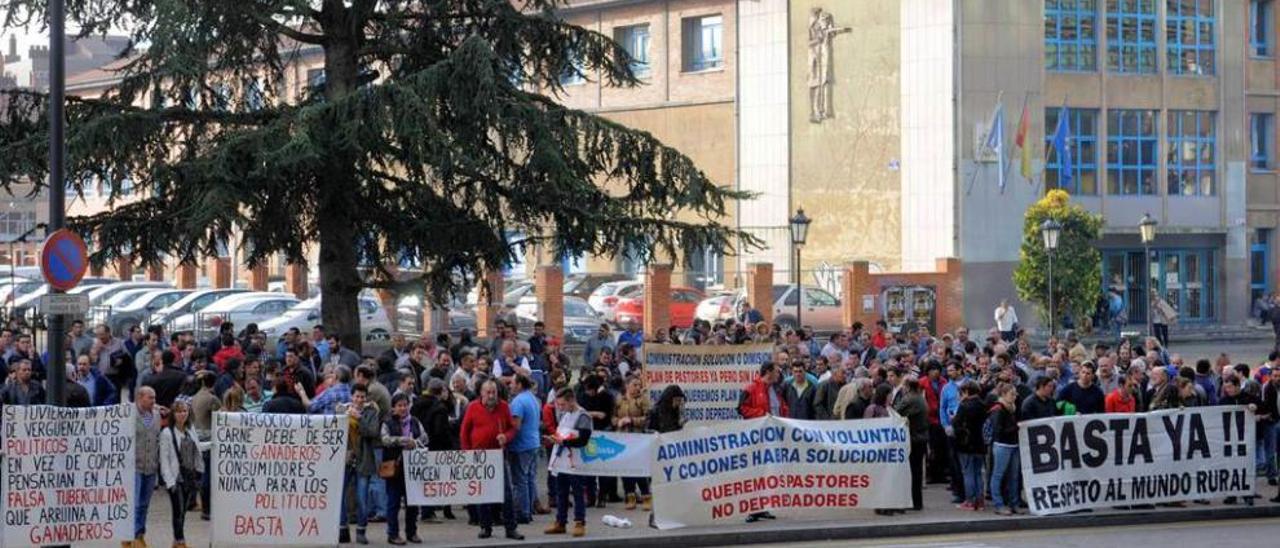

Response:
(1139, 213), (1158, 339)
(1040, 219), (1062, 338)
(789, 209), (811, 330)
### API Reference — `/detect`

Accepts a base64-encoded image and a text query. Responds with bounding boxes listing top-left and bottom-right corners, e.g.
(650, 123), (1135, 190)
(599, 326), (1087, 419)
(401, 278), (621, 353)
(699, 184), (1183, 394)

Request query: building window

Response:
(244, 78), (265, 111)
(1106, 0), (1158, 73)
(1166, 111), (1215, 196)
(1044, 107), (1100, 194)
(1045, 0), (1099, 71)
(558, 50), (586, 86)
(1166, 0), (1215, 75)
(1252, 0), (1272, 56)
(0, 210), (36, 239)
(682, 15), (723, 72)
(1107, 109), (1159, 195)
(614, 24), (651, 78)
(1252, 113), (1274, 169)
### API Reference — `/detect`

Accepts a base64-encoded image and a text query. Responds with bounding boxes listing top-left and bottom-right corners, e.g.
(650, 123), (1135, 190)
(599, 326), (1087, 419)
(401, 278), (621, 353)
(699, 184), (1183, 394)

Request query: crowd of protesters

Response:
(3, 295), (1280, 547)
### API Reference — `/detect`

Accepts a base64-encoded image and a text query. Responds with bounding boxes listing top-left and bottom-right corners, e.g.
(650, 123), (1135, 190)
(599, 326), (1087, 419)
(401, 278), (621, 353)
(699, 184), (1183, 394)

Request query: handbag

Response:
(377, 459), (397, 479)
(169, 430), (200, 489)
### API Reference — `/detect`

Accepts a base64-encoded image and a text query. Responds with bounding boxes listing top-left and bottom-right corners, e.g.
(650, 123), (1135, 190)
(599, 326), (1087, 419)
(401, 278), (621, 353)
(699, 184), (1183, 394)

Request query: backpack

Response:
(981, 406), (999, 446)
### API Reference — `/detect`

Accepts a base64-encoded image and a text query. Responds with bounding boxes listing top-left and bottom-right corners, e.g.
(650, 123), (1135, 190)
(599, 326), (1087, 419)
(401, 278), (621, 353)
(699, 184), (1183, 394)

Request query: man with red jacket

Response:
(738, 361), (785, 523)
(459, 380), (524, 540)
(921, 361), (950, 484)
(738, 362), (788, 419)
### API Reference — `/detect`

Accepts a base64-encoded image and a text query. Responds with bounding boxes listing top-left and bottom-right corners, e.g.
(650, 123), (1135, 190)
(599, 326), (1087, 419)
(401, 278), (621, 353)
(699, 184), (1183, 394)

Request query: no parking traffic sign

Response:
(40, 228), (90, 292)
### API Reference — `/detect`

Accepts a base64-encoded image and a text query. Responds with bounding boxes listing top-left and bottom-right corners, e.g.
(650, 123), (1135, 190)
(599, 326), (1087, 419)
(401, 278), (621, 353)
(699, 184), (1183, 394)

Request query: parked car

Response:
(173, 292), (300, 340)
(562, 273), (634, 299)
(106, 289), (192, 334)
(514, 296), (602, 345)
(739, 284), (843, 334)
(586, 280), (643, 322)
(613, 286), (705, 329)
(693, 291), (739, 325)
(152, 288), (252, 332)
(395, 295), (476, 336)
(258, 294), (394, 353)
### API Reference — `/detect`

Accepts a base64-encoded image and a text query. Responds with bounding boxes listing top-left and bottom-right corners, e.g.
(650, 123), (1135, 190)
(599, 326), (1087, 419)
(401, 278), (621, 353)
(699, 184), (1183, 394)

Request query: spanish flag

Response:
(1014, 100), (1032, 179)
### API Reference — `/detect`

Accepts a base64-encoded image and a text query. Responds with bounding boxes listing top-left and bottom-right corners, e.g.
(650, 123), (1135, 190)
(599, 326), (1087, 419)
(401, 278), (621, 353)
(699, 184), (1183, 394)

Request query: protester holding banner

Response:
(341, 384), (382, 544)
(544, 387), (594, 538)
(615, 375), (653, 510)
(412, 378), (461, 521)
(134, 385), (163, 547)
(578, 372), (617, 507)
(380, 393), (428, 545)
(893, 375), (929, 511)
(647, 384), (686, 433)
(460, 380), (523, 540)
(159, 401), (205, 548)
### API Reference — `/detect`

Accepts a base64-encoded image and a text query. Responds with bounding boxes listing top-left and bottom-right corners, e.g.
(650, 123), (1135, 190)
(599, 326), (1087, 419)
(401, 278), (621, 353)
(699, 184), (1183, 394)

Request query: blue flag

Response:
(1052, 105), (1073, 190)
(985, 102), (1005, 191)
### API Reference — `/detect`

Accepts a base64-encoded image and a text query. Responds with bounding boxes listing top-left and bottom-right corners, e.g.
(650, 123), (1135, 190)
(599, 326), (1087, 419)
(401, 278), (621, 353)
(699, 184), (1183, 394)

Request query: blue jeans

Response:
(341, 467), (371, 531)
(958, 452), (984, 504)
(134, 472), (157, 537)
(1259, 422), (1279, 480)
(990, 444), (1021, 510)
(368, 449), (388, 517)
(554, 474), (586, 524)
(511, 449), (539, 520)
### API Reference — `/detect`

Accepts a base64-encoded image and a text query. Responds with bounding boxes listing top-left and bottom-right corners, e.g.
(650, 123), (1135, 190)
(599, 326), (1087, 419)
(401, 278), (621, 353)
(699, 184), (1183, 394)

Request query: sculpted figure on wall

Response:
(808, 7), (850, 123)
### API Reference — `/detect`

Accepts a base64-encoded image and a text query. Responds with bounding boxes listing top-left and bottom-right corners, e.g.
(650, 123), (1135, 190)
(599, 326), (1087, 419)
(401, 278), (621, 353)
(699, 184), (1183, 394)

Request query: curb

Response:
(451, 504), (1280, 548)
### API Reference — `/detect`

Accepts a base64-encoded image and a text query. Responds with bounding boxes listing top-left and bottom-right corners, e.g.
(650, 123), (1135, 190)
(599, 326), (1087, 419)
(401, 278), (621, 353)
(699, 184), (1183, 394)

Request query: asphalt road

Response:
(753, 517), (1280, 548)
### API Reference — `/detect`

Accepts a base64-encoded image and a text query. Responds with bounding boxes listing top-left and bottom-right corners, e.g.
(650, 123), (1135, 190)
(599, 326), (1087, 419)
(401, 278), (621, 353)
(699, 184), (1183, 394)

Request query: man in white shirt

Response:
(994, 299), (1018, 342)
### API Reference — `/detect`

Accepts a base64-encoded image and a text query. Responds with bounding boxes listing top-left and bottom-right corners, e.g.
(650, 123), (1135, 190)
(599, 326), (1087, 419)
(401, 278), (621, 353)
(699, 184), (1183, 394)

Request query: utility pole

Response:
(46, 0), (68, 406)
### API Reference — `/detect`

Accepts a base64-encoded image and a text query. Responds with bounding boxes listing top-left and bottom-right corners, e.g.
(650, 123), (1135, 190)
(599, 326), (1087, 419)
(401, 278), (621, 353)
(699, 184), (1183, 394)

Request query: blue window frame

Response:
(1107, 109), (1158, 195)
(1252, 0), (1272, 56)
(1166, 110), (1215, 196)
(683, 15), (723, 71)
(1106, 0), (1158, 73)
(1045, 107), (1100, 194)
(1252, 113), (1274, 169)
(614, 24), (651, 78)
(1166, 0), (1216, 75)
(1045, 0), (1099, 71)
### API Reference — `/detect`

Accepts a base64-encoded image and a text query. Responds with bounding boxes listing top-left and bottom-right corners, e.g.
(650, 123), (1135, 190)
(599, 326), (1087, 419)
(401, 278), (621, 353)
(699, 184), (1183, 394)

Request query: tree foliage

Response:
(0, 0), (756, 348)
(1012, 189), (1103, 332)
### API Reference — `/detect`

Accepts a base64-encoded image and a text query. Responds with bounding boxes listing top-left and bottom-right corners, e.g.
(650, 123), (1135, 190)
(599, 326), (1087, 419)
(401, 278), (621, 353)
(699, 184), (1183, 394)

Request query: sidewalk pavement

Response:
(142, 480), (1280, 547)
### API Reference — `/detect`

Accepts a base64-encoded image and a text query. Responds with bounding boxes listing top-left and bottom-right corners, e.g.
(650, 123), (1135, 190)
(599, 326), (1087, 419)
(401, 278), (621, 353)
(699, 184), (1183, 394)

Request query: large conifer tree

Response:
(0, 1), (751, 349)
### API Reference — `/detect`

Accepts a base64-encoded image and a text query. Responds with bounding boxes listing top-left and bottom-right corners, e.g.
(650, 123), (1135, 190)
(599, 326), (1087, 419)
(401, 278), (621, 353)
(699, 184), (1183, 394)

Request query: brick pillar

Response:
(285, 263), (308, 299)
(936, 258), (964, 335)
(115, 257), (134, 281)
(422, 302), (450, 335)
(146, 263), (165, 282)
(248, 265), (269, 291)
(746, 262), (774, 325)
(475, 271), (504, 339)
(211, 258), (232, 288)
(175, 262), (198, 289)
(535, 265), (565, 338)
(842, 261), (872, 329)
(643, 264), (673, 335)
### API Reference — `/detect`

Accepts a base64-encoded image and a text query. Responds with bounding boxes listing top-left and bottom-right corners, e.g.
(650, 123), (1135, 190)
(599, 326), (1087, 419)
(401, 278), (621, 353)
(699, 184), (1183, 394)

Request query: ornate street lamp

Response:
(789, 209), (811, 329)
(1139, 213), (1158, 337)
(1041, 218), (1063, 337)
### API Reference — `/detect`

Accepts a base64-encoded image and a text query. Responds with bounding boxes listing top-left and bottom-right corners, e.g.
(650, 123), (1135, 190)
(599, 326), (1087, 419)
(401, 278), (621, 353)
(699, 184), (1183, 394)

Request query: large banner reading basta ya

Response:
(651, 416), (912, 529)
(1019, 406), (1255, 515)
(643, 343), (772, 421)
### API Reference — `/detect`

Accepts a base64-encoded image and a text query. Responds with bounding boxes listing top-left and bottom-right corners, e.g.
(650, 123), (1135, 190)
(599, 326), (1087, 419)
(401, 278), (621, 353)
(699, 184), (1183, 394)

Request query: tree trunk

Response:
(317, 26), (365, 353)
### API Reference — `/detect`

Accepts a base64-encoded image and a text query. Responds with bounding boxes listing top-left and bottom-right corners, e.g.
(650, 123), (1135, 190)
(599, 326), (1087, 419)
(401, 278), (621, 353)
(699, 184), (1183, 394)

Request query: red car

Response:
(614, 286), (706, 329)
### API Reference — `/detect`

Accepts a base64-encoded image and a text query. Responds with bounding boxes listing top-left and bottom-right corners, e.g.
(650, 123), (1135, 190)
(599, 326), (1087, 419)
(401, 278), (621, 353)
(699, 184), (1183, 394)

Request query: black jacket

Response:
(990, 403), (1019, 445)
(411, 395), (455, 451)
(952, 398), (987, 454)
(262, 394), (307, 414)
(144, 366), (188, 408)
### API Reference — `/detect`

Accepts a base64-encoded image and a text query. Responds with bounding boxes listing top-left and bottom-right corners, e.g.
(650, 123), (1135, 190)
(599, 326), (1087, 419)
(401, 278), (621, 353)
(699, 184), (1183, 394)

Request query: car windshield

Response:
(562, 276), (587, 292)
(286, 297), (321, 315)
(771, 285), (790, 304)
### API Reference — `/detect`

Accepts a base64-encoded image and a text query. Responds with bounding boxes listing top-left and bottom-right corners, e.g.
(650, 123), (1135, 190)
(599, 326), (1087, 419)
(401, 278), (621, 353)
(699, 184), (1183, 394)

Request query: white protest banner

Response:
(1019, 406), (1256, 515)
(651, 416), (912, 529)
(643, 343), (772, 421)
(548, 431), (655, 478)
(404, 449), (503, 506)
(2, 404), (135, 547)
(211, 412), (346, 546)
